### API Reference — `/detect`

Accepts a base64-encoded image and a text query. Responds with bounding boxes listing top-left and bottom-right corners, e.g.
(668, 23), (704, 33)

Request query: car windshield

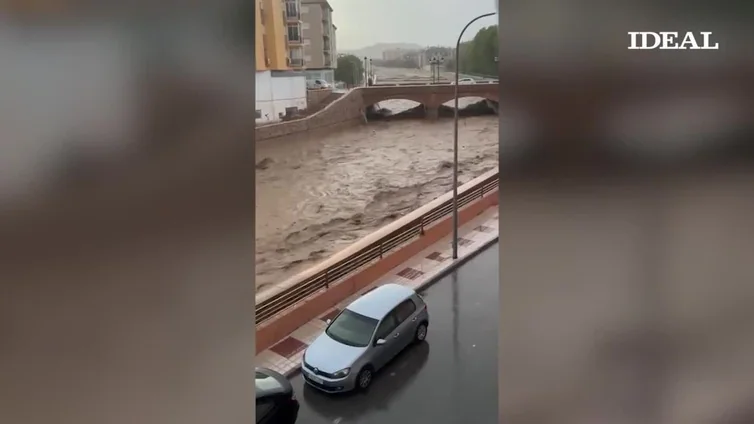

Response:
(325, 309), (379, 347)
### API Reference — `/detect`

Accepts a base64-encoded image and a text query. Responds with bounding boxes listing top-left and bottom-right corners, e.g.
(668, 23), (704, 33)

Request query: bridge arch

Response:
(361, 94), (432, 109)
(436, 92), (499, 107)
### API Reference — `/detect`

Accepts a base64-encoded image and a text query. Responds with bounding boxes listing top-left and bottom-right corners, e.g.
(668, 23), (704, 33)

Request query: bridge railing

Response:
(372, 82), (498, 87)
(459, 72), (498, 80)
(374, 82), (452, 86)
(255, 171), (499, 324)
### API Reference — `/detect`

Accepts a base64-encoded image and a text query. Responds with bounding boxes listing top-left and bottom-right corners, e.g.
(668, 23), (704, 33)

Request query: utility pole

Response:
(363, 56), (368, 86)
(451, 12), (495, 259)
(429, 55), (444, 84)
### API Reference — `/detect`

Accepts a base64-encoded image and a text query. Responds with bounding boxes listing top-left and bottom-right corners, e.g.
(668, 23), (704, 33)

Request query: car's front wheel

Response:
(356, 367), (373, 391)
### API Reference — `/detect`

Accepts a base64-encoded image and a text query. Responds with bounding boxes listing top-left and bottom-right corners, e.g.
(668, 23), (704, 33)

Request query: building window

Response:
(289, 48), (304, 67)
(287, 25), (301, 42)
(289, 47), (303, 60)
(284, 1), (298, 18)
(255, 110), (262, 119)
(285, 107), (298, 116)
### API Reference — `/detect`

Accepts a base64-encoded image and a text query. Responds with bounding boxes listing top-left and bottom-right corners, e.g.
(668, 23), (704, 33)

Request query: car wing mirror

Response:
(375, 338), (386, 346)
(326, 319), (331, 325)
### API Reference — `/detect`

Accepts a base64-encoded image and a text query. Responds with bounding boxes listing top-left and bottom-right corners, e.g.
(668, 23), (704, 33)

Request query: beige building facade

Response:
(301, 0), (337, 83)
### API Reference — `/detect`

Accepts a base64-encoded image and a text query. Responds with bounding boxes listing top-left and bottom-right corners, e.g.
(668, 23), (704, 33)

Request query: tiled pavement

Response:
(256, 205), (499, 376)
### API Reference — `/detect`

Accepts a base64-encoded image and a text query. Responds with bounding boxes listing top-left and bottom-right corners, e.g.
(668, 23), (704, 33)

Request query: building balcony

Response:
(284, 1), (300, 19)
(289, 58), (305, 68)
(287, 22), (302, 45)
(285, 10), (301, 22)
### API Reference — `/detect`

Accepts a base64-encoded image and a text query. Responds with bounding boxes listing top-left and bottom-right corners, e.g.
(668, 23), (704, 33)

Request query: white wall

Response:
(255, 71), (307, 124)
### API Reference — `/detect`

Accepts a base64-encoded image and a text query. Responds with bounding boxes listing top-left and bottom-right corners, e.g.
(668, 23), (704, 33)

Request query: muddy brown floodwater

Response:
(255, 98), (498, 292)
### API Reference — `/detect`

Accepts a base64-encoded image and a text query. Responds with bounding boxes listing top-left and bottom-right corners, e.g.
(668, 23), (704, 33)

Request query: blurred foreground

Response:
(497, 3), (754, 423)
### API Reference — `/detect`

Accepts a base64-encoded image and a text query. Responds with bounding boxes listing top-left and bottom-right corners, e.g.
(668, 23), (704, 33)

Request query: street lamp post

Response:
(363, 56), (368, 86)
(429, 55), (444, 84)
(451, 12), (496, 259)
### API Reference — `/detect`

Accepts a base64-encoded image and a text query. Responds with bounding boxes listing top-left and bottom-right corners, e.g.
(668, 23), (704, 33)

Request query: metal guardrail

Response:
(459, 72), (498, 80)
(373, 82), (449, 86)
(255, 172), (499, 324)
(372, 82), (497, 87)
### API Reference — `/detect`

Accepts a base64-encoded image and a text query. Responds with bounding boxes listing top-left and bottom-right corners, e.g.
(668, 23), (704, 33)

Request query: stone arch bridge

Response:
(255, 83), (500, 140)
(361, 83), (499, 119)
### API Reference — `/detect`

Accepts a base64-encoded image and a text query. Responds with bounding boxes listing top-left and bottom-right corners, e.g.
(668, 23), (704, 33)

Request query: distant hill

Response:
(342, 43), (424, 59)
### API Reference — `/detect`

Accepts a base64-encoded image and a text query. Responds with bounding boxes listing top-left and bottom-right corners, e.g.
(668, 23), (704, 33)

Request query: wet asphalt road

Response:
(291, 242), (499, 424)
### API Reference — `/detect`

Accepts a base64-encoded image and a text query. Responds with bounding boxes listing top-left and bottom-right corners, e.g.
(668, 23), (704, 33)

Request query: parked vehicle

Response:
(307, 79), (331, 89)
(301, 283), (429, 393)
(256, 367), (299, 424)
(453, 77), (476, 85)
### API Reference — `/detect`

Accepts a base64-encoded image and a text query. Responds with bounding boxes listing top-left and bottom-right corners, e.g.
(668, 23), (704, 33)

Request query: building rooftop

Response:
(301, 0), (333, 11)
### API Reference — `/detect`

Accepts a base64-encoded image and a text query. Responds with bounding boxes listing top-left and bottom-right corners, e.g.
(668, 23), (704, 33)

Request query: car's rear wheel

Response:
(415, 322), (428, 342)
(356, 367), (373, 391)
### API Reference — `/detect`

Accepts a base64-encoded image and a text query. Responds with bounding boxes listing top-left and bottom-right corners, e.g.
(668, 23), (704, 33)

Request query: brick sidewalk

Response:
(255, 205), (499, 376)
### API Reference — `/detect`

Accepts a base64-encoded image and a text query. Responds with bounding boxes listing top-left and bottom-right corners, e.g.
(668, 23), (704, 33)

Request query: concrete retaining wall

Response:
(305, 88), (333, 109)
(255, 89), (364, 142)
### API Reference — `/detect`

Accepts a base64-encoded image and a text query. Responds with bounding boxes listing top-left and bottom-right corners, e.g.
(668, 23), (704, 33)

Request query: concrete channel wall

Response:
(255, 89), (365, 142)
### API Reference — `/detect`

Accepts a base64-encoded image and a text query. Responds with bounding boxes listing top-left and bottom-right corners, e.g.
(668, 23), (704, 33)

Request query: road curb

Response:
(281, 235), (499, 379)
(413, 235), (499, 294)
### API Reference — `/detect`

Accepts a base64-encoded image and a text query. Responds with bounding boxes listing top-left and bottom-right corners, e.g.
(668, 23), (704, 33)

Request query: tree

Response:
(334, 54), (365, 86)
(444, 25), (498, 76)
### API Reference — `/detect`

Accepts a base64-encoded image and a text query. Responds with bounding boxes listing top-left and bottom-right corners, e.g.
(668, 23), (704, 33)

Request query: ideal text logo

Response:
(628, 32), (719, 50)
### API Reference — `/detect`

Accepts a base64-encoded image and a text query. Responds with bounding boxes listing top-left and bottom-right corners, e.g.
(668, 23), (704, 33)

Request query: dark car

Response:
(256, 367), (299, 424)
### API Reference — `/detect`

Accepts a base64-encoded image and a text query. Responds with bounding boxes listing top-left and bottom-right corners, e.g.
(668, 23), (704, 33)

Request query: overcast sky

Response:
(328, 0), (498, 50)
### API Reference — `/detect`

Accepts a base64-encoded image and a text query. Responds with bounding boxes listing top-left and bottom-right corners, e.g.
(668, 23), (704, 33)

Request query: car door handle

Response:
(411, 317), (417, 322)
(393, 333), (400, 338)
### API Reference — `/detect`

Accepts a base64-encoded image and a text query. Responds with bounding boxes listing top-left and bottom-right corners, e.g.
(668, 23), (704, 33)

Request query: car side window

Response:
(375, 313), (399, 340)
(256, 397), (275, 423)
(394, 299), (417, 323)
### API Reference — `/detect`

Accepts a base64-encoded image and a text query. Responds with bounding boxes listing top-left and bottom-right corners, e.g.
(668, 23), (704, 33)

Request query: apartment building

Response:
(256, 0), (290, 71)
(300, 0), (338, 84)
(256, 0), (308, 123)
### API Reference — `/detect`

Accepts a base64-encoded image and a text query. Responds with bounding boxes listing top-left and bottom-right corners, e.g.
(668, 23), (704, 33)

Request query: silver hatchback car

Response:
(301, 283), (429, 393)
